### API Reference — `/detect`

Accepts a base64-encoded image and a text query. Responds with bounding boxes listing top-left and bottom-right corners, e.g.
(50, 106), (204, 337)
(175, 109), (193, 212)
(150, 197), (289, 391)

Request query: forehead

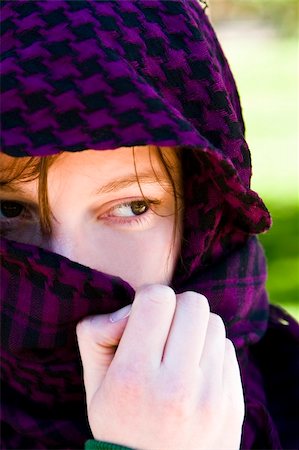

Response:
(53, 145), (176, 169)
(0, 146), (181, 186)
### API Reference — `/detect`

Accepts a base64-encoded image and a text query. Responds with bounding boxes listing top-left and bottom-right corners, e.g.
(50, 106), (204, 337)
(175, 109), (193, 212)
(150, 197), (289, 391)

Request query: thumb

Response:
(76, 304), (131, 404)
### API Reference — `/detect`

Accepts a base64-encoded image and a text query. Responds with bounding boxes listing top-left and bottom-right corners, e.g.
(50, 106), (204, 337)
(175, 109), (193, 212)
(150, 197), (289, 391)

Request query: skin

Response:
(0, 146), (245, 449)
(77, 286), (245, 449)
(0, 145), (182, 289)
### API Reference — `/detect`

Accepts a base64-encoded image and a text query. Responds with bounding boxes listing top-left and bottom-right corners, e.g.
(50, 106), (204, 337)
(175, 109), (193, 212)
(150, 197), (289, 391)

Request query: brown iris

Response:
(1, 201), (24, 218)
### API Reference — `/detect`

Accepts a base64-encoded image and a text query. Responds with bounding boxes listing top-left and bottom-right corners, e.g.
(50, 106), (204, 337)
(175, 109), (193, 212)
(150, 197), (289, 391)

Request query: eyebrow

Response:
(0, 183), (29, 195)
(0, 172), (172, 197)
(95, 172), (171, 195)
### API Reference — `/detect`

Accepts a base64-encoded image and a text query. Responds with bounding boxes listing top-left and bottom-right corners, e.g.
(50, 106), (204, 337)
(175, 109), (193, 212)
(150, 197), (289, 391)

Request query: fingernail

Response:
(109, 305), (131, 323)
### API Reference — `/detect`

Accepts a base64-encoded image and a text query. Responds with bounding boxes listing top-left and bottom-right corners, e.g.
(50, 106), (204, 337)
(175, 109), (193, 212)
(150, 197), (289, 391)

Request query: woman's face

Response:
(0, 146), (182, 290)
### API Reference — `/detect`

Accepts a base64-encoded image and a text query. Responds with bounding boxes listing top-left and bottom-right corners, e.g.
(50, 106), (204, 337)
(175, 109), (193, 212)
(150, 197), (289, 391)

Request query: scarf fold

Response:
(0, 1), (289, 449)
(1, 235), (270, 449)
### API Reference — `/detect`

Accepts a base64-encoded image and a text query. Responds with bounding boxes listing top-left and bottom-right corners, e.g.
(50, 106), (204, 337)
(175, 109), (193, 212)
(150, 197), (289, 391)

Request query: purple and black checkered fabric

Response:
(1, 1), (298, 449)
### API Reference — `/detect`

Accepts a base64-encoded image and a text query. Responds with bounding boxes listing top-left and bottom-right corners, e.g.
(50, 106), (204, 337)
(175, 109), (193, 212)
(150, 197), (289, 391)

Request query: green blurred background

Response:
(209, 0), (299, 319)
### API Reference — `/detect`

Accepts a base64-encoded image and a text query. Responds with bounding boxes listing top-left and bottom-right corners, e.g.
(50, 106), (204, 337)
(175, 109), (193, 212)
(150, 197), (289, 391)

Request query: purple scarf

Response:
(1, 1), (298, 449)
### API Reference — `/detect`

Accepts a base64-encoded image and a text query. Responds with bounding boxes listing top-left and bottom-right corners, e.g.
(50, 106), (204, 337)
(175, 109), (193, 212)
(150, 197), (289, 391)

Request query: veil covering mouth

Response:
(1, 2), (298, 449)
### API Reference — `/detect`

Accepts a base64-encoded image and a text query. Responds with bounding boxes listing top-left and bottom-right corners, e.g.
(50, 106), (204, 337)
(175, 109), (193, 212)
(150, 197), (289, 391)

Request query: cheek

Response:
(83, 219), (179, 289)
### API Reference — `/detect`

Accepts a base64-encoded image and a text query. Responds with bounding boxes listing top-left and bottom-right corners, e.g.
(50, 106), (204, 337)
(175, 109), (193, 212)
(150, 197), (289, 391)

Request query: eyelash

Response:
(0, 200), (35, 222)
(100, 199), (160, 227)
(0, 198), (160, 231)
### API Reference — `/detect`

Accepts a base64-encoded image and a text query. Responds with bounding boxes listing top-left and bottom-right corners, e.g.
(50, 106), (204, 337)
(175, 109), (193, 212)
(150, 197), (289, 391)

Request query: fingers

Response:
(162, 292), (210, 374)
(220, 339), (245, 449)
(76, 304), (131, 403)
(77, 284), (244, 435)
(162, 298), (229, 408)
(113, 285), (176, 370)
(199, 313), (227, 386)
(222, 339), (245, 417)
(77, 286), (245, 450)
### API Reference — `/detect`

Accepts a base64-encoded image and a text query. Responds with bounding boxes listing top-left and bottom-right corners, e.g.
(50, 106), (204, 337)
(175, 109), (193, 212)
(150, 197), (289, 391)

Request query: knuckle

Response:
(223, 341), (244, 419)
(76, 318), (90, 338)
(76, 315), (101, 340)
(136, 284), (175, 305)
(225, 339), (240, 368)
(209, 313), (226, 338)
(158, 378), (194, 418)
(109, 364), (147, 398)
(225, 338), (237, 356)
(225, 387), (245, 423)
(197, 386), (219, 423)
(177, 291), (210, 316)
(75, 321), (83, 337)
(235, 394), (245, 421)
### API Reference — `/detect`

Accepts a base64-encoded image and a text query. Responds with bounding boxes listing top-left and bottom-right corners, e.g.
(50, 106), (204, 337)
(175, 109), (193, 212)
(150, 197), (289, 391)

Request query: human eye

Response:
(110, 200), (150, 217)
(101, 198), (160, 227)
(1, 200), (27, 219)
(0, 199), (38, 236)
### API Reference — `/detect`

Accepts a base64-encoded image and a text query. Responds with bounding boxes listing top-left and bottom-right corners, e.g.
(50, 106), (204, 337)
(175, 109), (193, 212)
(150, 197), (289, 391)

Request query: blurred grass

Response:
(259, 204), (299, 320)
(214, 24), (299, 320)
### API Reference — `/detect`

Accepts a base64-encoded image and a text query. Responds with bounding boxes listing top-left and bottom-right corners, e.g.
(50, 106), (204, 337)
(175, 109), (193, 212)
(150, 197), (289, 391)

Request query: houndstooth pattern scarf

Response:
(1, 1), (297, 449)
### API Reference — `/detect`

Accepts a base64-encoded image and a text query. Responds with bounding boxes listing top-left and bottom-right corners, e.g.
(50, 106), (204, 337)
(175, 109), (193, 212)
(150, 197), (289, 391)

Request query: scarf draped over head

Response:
(1, 1), (282, 449)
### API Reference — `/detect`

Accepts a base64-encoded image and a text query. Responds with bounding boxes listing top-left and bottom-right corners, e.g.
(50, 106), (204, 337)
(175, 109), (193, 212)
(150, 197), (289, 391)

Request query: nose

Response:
(49, 226), (81, 262)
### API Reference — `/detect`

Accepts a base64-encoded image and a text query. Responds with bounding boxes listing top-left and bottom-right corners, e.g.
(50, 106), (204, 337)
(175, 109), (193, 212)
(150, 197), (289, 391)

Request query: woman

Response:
(1, 1), (298, 449)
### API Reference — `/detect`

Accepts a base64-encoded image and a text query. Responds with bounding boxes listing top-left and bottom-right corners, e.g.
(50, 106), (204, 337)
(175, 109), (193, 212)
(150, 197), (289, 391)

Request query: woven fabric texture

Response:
(1, 1), (298, 450)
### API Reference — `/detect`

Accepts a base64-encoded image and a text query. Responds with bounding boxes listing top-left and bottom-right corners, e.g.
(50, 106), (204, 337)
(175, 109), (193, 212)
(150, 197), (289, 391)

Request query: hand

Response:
(76, 285), (244, 450)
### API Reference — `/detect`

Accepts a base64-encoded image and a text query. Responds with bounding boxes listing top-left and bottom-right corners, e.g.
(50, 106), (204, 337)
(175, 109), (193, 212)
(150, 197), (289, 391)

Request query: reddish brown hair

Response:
(0, 147), (182, 240)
